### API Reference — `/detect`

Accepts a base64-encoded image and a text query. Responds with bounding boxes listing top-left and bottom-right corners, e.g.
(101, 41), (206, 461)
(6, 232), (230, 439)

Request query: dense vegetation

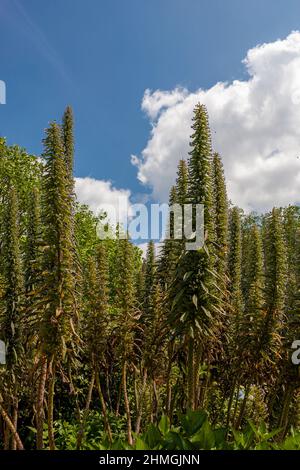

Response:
(0, 104), (299, 450)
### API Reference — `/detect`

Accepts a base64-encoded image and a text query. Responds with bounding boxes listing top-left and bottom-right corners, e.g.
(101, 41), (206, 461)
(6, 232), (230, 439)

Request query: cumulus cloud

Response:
(132, 31), (300, 212)
(75, 177), (132, 223)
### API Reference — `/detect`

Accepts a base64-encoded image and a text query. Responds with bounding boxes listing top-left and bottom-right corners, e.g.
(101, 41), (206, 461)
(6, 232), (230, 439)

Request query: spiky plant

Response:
(77, 243), (112, 448)
(212, 152), (228, 280)
(169, 104), (220, 411)
(158, 185), (178, 290)
(62, 105), (75, 184)
(225, 206), (243, 426)
(114, 236), (139, 445)
(0, 186), (24, 449)
(36, 121), (77, 449)
(24, 187), (42, 342)
(250, 209), (287, 429)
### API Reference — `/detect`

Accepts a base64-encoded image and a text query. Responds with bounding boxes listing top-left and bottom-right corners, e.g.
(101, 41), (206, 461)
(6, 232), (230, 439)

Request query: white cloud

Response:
(75, 177), (132, 223)
(132, 31), (300, 212)
(141, 87), (188, 120)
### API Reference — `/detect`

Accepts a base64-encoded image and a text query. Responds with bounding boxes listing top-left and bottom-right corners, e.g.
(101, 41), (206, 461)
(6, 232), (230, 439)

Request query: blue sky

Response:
(1, 0), (300, 207)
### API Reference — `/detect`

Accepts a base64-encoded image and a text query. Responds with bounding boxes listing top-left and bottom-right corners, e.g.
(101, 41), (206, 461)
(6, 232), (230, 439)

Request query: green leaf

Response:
(159, 415), (170, 436)
(111, 438), (126, 450)
(180, 410), (207, 437)
(135, 437), (148, 450)
(214, 428), (227, 449)
(183, 271), (192, 282)
(163, 431), (191, 450)
(191, 419), (215, 450)
(144, 424), (162, 448)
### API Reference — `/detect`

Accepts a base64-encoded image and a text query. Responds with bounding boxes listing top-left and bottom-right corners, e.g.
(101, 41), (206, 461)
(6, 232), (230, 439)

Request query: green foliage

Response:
(40, 121), (77, 358)
(212, 152), (228, 278)
(74, 411), (300, 450)
(19, 410), (300, 451)
(228, 207), (243, 314)
(1, 186), (24, 370)
(1, 104), (300, 451)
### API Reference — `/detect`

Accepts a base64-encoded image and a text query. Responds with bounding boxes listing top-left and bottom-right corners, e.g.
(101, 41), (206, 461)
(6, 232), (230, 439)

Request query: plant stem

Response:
(122, 360), (133, 446)
(36, 354), (48, 450)
(96, 373), (112, 444)
(0, 403), (24, 450)
(47, 358), (56, 450)
(76, 370), (95, 450)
